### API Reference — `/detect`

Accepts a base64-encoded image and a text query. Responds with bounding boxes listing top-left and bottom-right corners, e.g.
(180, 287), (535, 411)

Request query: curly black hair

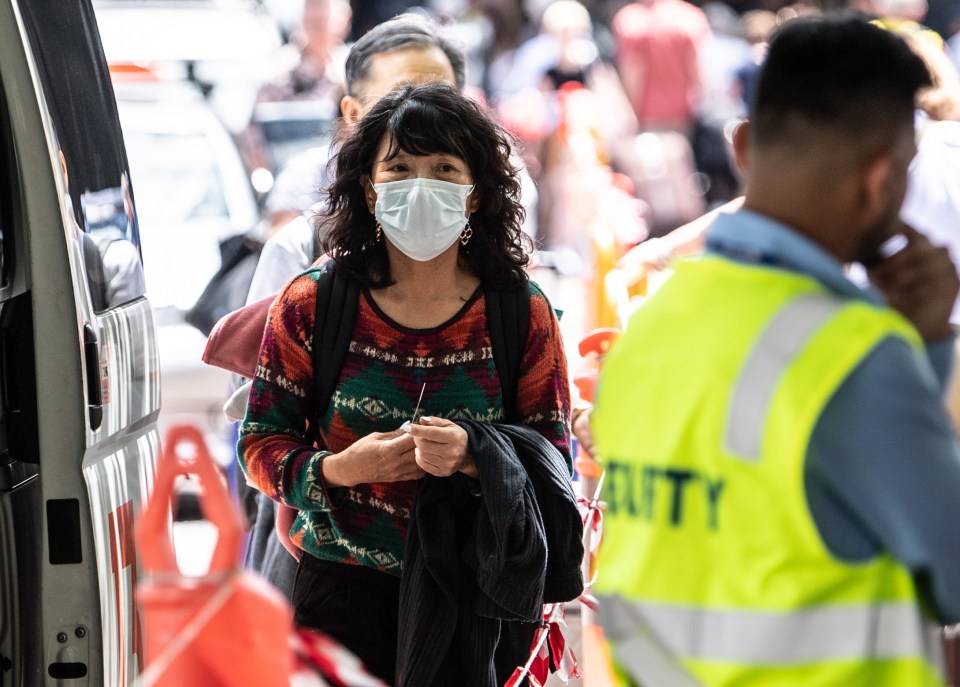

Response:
(316, 82), (531, 289)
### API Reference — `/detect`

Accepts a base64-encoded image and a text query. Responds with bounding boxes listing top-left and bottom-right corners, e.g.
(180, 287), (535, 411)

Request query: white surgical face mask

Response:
(374, 178), (473, 262)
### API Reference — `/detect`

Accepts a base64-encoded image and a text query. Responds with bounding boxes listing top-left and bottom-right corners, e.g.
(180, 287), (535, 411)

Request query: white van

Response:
(0, 1), (161, 685)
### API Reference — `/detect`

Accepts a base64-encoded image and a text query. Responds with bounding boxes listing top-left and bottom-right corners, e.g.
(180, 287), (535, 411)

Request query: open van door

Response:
(0, 1), (161, 685)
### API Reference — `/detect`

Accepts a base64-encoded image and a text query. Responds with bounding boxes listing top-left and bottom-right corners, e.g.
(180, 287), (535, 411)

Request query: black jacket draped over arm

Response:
(396, 421), (585, 687)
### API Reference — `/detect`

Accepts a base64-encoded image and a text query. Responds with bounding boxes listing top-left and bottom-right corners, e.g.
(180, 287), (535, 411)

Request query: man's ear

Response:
(362, 175), (377, 214)
(341, 94), (363, 124)
(860, 149), (895, 225)
(731, 119), (751, 178)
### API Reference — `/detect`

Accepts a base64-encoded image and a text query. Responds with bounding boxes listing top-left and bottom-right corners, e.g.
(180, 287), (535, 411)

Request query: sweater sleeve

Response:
(237, 268), (337, 512)
(516, 282), (573, 472)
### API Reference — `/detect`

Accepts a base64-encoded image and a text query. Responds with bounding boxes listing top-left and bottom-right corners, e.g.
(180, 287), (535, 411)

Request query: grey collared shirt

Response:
(708, 209), (960, 624)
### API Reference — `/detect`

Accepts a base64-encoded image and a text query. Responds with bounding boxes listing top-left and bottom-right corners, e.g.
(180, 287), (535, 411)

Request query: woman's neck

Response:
(383, 247), (476, 300)
(370, 250), (480, 330)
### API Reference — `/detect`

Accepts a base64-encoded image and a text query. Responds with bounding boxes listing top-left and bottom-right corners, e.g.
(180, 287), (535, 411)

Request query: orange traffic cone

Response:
(136, 424), (292, 687)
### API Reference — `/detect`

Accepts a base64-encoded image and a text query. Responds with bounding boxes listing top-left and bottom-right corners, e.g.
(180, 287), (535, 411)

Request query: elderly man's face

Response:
(341, 46), (457, 124)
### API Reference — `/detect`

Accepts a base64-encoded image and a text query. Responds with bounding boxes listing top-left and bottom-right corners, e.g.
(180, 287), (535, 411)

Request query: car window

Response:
(18, 0), (146, 313)
(78, 177), (147, 312)
(124, 131), (230, 225)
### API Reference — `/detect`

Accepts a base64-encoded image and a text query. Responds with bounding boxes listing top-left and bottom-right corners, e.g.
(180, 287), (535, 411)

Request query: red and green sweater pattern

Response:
(238, 265), (572, 575)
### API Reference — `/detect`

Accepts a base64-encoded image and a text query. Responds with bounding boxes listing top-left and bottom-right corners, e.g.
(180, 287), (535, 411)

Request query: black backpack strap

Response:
(485, 281), (531, 423)
(306, 261), (360, 444)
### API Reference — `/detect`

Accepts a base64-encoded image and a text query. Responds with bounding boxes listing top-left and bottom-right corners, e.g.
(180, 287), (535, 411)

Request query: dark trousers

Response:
(293, 555), (400, 685)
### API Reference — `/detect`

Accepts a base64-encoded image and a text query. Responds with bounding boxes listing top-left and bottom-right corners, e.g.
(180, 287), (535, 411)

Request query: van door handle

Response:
(82, 324), (103, 431)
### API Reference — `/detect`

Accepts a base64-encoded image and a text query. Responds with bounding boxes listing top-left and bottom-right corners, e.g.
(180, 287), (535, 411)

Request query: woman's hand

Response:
(407, 417), (478, 478)
(322, 430), (424, 487)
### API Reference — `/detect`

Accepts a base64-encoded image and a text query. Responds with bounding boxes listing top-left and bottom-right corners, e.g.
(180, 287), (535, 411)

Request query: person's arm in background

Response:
(616, 196), (743, 285)
(683, 6), (712, 121)
(808, 227), (960, 623)
(611, 10), (647, 126)
(683, 33), (705, 120)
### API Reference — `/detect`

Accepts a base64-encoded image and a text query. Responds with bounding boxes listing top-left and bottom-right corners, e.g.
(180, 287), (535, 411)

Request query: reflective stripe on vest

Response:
(725, 293), (843, 461)
(599, 594), (943, 669)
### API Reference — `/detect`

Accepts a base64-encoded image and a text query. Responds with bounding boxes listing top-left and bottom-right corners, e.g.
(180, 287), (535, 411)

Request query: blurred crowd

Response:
(235, 0), (960, 334)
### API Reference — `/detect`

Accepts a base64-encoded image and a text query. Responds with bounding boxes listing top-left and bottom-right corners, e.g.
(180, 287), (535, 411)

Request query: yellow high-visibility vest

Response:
(592, 255), (944, 687)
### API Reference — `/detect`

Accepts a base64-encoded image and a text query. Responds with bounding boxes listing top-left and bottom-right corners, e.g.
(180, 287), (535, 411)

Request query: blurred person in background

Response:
(612, 0), (711, 135)
(258, 0), (352, 104)
(734, 10), (778, 113)
(540, 0), (600, 90)
(477, 0), (539, 100)
(496, 0), (598, 222)
(697, 2), (751, 123)
(690, 1), (751, 207)
(869, 0), (945, 45)
(482, 0), (601, 150)
(607, 0), (713, 236)
(241, 0), (352, 174)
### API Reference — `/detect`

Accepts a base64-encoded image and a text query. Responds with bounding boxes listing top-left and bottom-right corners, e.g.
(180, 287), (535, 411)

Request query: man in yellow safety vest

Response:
(591, 14), (960, 687)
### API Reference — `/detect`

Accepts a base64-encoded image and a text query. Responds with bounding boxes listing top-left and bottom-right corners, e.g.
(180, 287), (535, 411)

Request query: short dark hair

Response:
(345, 14), (467, 96)
(752, 15), (931, 150)
(318, 83), (529, 288)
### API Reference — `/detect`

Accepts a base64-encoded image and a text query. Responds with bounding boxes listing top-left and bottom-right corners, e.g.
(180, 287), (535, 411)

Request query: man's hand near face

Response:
(868, 226), (959, 342)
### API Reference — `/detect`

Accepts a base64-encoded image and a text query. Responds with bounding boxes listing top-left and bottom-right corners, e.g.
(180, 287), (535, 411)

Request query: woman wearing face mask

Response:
(238, 83), (582, 686)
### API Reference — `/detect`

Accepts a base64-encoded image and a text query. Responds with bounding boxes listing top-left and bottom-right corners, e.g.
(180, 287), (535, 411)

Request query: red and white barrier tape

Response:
(504, 471), (607, 686)
(579, 471), (606, 592)
(291, 627), (387, 687)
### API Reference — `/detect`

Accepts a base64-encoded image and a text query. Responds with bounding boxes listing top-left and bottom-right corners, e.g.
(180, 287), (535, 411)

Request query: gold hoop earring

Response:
(459, 221), (473, 247)
(375, 221), (383, 243)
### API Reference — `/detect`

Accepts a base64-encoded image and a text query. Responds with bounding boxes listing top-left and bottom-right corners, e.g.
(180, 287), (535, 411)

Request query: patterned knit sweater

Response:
(238, 264), (572, 576)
